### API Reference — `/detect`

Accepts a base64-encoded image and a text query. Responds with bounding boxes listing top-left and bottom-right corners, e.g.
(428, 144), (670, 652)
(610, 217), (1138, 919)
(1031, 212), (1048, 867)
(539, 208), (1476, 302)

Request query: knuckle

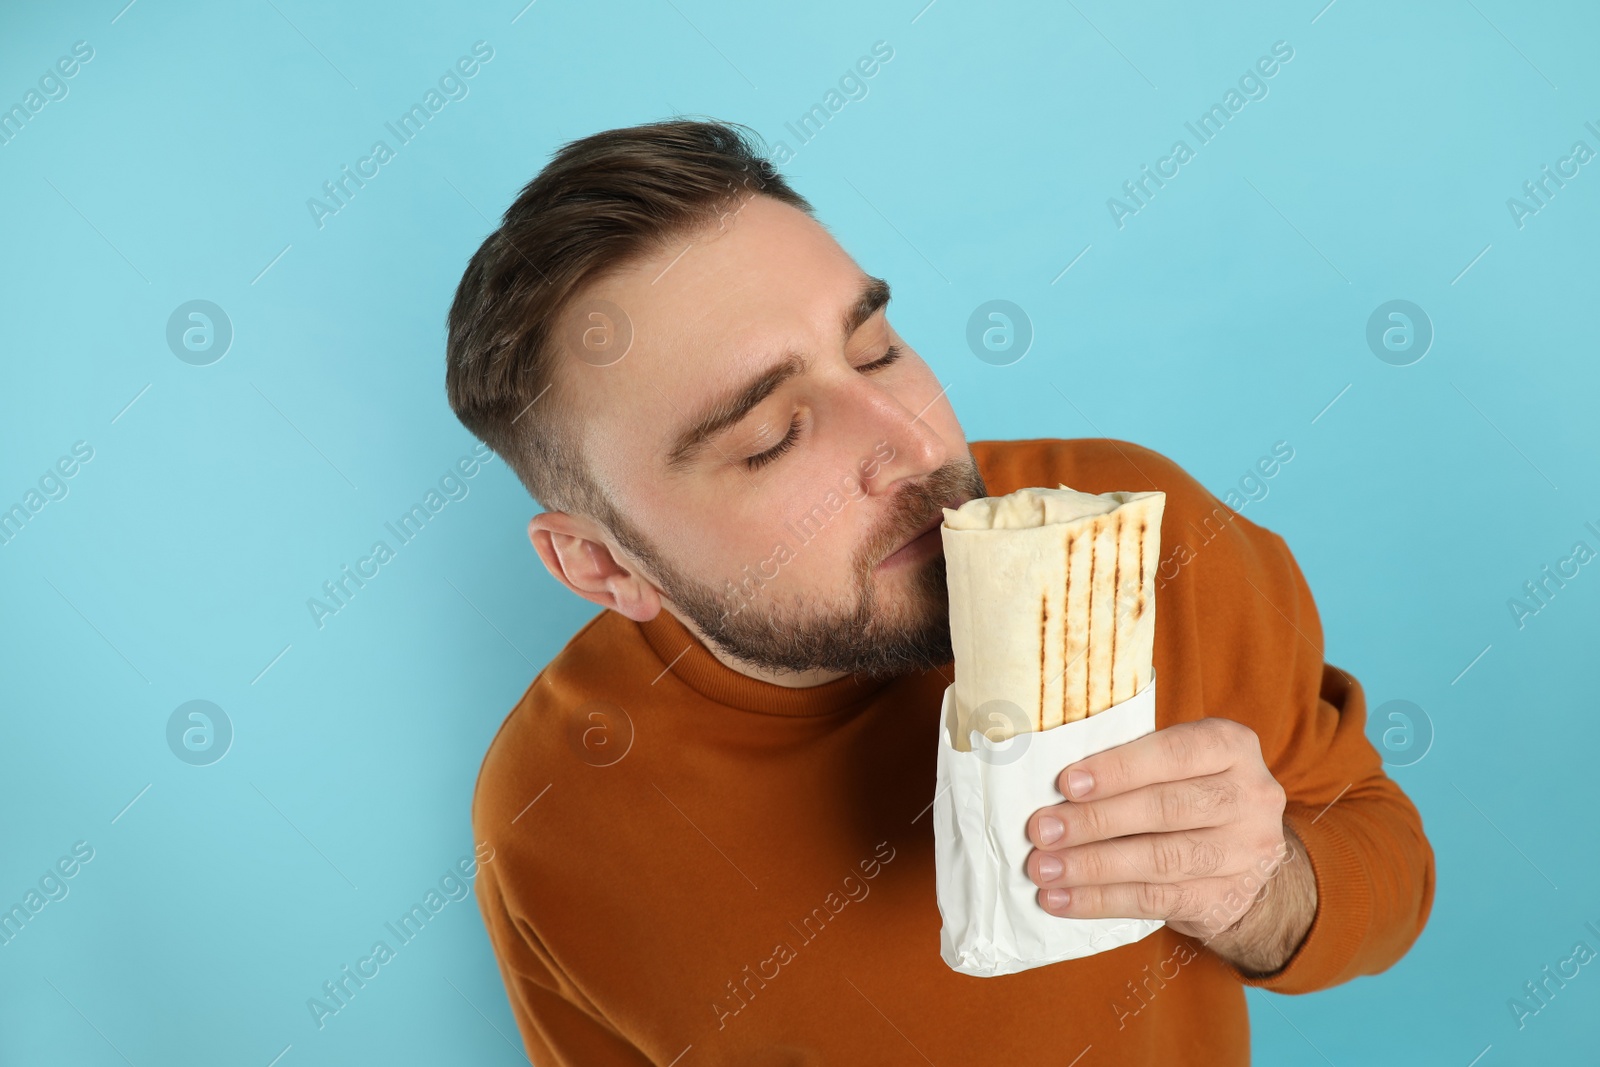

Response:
(1151, 836), (1187, 878)
(1255, 776), (1287, 813)
(1169, 882), (1199, 920)
(1135, 880), (1171, 915)
(1079, 801), (1113, 842)
(1157, 786), (1189, 827)
(1197, 778), (1240, 819)
(1070, 847), (1104, 883)
(1161, 727), (1199, 768)
(1201, 719), (1236, 754)
(1188, 834), (1226, 877)
(1207, 717), (1253, 756)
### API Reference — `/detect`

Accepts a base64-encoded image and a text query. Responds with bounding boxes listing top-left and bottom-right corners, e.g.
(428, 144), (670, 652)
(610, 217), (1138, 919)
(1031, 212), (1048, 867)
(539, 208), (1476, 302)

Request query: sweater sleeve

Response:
(1192, 516), (1436, 995)
(473, 855), (655, 1065)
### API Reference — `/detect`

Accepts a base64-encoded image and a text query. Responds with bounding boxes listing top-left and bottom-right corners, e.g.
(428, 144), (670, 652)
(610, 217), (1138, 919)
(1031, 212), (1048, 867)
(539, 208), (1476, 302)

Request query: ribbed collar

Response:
(636, 608), (904, 717)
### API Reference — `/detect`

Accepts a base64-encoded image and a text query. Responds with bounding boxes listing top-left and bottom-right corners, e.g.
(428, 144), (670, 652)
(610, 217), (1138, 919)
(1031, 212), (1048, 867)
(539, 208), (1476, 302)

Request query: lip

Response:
(876, 497), (967, 570)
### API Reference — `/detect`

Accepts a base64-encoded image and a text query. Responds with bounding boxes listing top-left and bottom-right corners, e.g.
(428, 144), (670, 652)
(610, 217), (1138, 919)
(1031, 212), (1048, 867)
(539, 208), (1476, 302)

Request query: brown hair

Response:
(444, 118), (815, 535)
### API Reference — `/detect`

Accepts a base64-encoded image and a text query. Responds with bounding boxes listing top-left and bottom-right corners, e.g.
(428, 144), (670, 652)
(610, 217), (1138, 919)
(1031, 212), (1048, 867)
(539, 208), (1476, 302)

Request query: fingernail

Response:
(1066, 770), (1093, 798)
(1037, 854), (1062, 881)
(1046, 889), (1070, 909)
(1038, 816), (1064, 845)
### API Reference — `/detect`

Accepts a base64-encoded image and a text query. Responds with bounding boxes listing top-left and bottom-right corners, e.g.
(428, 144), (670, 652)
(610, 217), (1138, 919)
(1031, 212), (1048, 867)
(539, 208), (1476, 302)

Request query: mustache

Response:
(859, 459), (983, 572)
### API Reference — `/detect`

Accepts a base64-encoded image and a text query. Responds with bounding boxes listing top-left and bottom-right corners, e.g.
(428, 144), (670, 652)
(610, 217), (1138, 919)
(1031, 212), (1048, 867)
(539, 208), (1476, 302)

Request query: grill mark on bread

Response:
(1062, 534), (1072, 726)
(1111, 514), (1122, 707)
(1138, 521), (1146, 617)
(1139, 522), (1146, 587)
(1039, 590), (1047, 732)
(1085, 524), (1095, 719)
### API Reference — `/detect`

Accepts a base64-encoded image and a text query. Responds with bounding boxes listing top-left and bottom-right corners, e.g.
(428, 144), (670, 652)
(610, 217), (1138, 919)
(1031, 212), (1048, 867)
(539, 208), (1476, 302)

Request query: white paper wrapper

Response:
(933, 671), (1164, 976)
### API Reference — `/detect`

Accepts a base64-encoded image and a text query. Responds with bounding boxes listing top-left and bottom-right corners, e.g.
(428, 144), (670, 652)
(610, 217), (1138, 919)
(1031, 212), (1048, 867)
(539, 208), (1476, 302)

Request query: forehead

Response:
(555, 196), (868, 478)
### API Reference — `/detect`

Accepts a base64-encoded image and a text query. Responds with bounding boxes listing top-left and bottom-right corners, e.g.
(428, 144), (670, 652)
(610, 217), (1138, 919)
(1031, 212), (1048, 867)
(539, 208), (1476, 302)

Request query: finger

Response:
(1038, 876), (1242, 923)
(1028, 829), (1237, 889)
(1028, 773), (1245, 849)
(1057, 717), (1257, 801)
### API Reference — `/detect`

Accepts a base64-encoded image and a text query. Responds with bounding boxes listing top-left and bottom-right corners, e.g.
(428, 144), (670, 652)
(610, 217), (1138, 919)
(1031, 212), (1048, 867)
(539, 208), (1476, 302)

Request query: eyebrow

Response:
(662, 275), (892, 474)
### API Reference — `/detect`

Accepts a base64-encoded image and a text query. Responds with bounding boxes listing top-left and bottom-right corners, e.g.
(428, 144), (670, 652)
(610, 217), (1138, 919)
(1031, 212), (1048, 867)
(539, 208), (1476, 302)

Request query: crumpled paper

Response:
(933, 672), (1164, 977)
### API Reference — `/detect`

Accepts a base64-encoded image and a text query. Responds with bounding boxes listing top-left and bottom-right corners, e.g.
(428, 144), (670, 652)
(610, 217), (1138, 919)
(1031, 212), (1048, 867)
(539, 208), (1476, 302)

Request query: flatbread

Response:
(941, 485), (1165, 750)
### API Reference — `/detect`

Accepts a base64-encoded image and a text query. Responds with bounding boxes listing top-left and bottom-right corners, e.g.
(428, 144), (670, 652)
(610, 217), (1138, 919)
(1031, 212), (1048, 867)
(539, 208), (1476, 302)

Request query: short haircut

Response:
(444, 118), (815, 533)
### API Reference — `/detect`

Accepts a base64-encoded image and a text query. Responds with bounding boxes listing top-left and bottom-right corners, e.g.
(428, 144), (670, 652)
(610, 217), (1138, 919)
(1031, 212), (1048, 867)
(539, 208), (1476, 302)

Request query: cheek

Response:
(725, 472), (874, 591)
(774, 481), (858, 557)
(672, 497), (799, 584)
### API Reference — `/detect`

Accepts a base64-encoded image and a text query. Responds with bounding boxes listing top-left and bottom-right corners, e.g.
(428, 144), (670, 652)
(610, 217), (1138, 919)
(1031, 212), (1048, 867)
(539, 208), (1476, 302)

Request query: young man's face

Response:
(537, 193), (984, 679)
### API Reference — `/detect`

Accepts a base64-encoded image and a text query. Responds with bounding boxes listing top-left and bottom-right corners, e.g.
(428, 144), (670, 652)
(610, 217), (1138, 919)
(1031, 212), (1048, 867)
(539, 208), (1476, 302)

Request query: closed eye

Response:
(745, 413), (801, 471)
(742, 345), (903, 472)
(858, 343), (903, 373)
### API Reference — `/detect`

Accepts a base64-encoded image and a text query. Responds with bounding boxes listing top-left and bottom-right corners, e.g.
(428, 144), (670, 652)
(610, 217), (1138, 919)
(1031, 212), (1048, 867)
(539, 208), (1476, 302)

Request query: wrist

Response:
(1198, 820), (1317, 975)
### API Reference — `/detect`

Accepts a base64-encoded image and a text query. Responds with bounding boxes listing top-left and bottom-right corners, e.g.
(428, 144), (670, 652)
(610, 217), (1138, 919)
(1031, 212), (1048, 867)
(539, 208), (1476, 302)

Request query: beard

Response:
(606, 455), (988, 680)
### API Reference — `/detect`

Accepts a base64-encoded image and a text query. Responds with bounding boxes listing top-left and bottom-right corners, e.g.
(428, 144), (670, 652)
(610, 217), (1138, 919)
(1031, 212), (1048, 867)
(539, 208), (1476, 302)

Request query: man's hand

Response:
(1025, 717), (1318, 974)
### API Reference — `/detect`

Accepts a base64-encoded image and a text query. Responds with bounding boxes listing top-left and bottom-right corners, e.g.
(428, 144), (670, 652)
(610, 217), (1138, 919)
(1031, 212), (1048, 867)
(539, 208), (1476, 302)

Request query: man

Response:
(445, 118), (1433, 1064)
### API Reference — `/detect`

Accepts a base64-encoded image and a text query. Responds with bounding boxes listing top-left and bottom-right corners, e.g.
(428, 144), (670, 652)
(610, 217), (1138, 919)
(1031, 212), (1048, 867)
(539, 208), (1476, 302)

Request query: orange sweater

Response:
(471, 437), (1435, 1065)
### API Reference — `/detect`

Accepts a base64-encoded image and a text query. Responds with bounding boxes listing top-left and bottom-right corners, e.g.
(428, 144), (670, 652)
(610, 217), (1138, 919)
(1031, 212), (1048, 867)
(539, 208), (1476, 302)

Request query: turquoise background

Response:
(2, 0), (1596, 1063)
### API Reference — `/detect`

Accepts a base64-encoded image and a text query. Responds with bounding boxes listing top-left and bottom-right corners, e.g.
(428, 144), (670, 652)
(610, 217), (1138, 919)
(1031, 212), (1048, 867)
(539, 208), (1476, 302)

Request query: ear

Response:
(527, 512), (663, 622)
